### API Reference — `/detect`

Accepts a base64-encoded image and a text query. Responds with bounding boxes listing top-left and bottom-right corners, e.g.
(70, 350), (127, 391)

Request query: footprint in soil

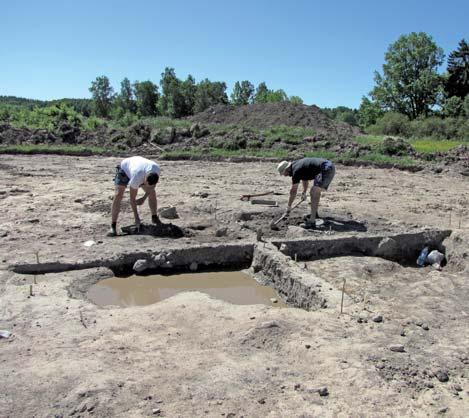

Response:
(120, 223), (190, 238)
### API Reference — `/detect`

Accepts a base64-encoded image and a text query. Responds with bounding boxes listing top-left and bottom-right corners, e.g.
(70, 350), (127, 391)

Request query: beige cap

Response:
(277, 160), (290, 175)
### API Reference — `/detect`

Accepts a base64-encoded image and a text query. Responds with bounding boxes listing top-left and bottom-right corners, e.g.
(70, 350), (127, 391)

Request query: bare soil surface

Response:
(1, 154), (468, 417)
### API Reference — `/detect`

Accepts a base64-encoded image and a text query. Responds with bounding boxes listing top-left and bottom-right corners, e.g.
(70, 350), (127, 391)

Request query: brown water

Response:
(88, 271), (287, 308)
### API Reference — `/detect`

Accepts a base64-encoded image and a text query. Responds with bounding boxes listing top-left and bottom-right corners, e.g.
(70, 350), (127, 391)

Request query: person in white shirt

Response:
(109, 156), (161, 236)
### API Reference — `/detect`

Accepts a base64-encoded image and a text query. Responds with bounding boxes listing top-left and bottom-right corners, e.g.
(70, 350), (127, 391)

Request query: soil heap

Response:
(190, 102), (361, 140)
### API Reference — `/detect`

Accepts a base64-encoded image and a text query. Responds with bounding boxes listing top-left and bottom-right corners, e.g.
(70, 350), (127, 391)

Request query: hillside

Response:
(190, 102), (361, 140)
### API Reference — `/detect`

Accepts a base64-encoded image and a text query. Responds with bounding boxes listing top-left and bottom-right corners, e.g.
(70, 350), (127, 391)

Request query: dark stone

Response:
(318, 387), (329, 396)
(434, 370), (449, 382)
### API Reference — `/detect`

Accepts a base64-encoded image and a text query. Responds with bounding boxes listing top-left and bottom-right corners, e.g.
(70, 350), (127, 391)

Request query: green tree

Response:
(442, 96), (463, 117)
(180, 75), (197, 116)
(289, 96), (303, 104)
(445, 39), (469, 99)
(265, 89), (288, 102)
(89, 75), (114, 118)
(253, 82), (269, 103)
(464, 95), (469, 116)
(134, 80), (159, 116)
(158, 67), (186, 118)
(358, 97), (384, 128)
(231, 80), (255, 105)
(371, 32), (444, 119)
(116, 78), (136, 114)
(194, 79), (228, 113)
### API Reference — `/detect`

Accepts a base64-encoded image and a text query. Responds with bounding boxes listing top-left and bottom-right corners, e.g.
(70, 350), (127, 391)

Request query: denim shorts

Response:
(313, 161), (335, 190)
(114, 165), (129, 186)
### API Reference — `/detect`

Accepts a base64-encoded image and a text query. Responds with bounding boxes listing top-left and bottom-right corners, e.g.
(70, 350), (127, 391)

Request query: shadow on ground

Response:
(121, 222), (189, 238)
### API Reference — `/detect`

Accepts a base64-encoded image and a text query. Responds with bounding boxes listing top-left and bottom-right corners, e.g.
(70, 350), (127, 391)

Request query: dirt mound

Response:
(190, 102), (361, 140)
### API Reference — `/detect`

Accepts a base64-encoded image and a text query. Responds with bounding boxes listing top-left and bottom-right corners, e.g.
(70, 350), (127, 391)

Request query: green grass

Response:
(304, 150), (338, 160)
(261, 125), (316, 145)
(341, 151), (417, 167)
(139, 116), (192, 130)
(161, 147), (295, 159)
(0, 144), (112, 155)
(409, 139), (466, 153)
(355, 134), (468, 154)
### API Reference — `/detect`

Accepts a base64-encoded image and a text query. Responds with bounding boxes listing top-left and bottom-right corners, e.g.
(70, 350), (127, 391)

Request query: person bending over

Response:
(277, 157), (335, 228)
(109, 156), (161, 236)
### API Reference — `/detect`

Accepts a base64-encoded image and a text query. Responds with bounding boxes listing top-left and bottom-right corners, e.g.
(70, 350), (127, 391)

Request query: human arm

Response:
(301, 180), (309, 200)
(286, 183), (299, 214)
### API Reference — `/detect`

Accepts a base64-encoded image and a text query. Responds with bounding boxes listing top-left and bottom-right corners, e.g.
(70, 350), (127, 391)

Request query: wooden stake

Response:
(29, 285), (33, 297)
(294, 253), (297, 262)
(340, 279), (346, 315)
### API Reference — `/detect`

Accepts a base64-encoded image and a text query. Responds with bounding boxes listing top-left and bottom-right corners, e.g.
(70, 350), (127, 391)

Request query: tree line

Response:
(359, 34), (468, 127)
(89, 68), (304, 119)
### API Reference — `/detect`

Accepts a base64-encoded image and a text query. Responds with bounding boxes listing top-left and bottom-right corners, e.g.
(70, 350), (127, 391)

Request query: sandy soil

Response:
(0, 155), (468, 417)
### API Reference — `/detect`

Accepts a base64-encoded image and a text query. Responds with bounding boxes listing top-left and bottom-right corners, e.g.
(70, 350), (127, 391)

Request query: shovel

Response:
(270, 197), (305, 229)
(240, 191), (283, 201)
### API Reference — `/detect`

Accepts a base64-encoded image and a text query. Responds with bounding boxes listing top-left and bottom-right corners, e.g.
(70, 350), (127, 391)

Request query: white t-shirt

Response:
(120, 156), (160, 189)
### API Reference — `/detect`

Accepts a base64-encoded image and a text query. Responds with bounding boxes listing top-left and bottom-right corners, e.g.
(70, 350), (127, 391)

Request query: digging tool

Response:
(240, 191), (282, 201)
(270, 197), (305, 229)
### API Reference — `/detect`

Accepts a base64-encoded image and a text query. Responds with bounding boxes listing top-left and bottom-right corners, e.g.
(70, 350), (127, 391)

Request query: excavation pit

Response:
(87, 271), (287, 308)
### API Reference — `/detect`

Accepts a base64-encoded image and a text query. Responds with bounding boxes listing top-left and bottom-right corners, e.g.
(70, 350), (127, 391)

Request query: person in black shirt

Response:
(277, 157), (335, 227)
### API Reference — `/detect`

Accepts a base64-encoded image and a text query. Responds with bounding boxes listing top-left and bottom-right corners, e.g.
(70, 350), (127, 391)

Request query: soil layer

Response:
(0, 155), (468, 417)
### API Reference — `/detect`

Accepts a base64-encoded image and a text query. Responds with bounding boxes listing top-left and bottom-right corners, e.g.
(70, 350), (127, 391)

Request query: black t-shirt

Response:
(290, 157), (327, 184)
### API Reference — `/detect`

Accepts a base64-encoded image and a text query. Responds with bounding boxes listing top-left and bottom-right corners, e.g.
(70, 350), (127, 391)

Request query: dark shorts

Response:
(114, 165), (129, 186)
(313, 161), (335, 190)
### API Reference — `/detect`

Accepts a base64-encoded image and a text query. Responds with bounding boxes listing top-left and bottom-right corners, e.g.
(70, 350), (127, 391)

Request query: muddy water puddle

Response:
(88, 271), (286, 308)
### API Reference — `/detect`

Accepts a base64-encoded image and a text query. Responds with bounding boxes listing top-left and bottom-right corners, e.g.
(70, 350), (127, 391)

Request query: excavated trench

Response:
(11, 229), (454, 311)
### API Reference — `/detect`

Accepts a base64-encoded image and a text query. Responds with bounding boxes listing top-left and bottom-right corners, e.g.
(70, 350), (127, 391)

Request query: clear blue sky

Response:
(1, 0), (467, 108)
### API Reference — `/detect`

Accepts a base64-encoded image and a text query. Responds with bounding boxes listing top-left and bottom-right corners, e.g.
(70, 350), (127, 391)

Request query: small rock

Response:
(258, 321), (280, 329)
(452, 384), (462, 392)
(400, 329), (406, 337)
(318, 386), (329, 396)
(158, 206), (179, 219)
(133, 259), (150, 273)
(153, 253), (167, 266)
(74, 198), (83, 203)
(376, 363), (385, 370)
(270, 298), (278, 304)
(305, 344), (311, 349)
(389, 344), (405, 352)
(438, 406), (448, 414)
(294, 383), (301, 390)
(257, 398), (266, 404)
(0, 330), (12, 339)
(189, 262), (198, 272)
(434, 370), (449, 382)
(372, 315), (383, 323)
(0, 230), (8, 238)
(83, 240), (96, 247)
(215, 227), (228, 237)
(422, 323), (430, 331)
(152, 408), (161, 415)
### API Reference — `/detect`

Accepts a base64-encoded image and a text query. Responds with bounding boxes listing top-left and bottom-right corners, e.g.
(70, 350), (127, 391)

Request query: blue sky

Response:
(1, 0), (467, 108)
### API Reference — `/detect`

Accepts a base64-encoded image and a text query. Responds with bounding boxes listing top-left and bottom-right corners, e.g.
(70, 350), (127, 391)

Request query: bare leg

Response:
(310, 186), (323, 221)
(111, 185), (126, 228)
(147, 188), (158, 217)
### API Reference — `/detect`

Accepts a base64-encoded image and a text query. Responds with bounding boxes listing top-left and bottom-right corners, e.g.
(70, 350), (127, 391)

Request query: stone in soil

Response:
(434, 370), (449, 382)
(318, 387), (329, 396)
(372, 314), (383, 323)
(389, 344), (405, 352)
